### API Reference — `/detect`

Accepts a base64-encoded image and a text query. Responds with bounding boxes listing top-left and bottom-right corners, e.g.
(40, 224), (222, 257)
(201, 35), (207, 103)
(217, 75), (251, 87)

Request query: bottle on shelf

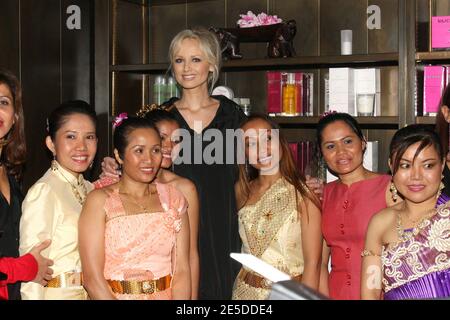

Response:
(153, 76), (166, 105)
(166, 76), (180, 101)
(324, 73), (330, 112)
(282, 73), (300, 116)
(240, 98), (252, 116)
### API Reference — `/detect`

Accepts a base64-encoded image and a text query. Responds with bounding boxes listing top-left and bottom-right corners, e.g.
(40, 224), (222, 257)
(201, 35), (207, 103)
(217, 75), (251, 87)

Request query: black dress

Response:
(166, 95), (246, 299)
(0, 174), (24, 300)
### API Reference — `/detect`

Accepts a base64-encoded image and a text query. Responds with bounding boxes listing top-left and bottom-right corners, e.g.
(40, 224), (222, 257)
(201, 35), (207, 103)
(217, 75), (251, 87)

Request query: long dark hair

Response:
(237, 113), (320, 214)
(435, 84), (450, 156)
(0, 70), (26, 181)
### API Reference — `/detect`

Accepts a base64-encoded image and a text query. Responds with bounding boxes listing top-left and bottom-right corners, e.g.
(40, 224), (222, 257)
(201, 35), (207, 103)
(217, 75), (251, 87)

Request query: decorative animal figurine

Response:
(210, 20), (297, 59)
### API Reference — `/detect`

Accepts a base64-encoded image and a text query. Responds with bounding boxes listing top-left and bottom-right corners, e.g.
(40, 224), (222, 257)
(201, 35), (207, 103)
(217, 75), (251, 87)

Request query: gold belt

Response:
(239, 269), (302, 289)
(107, 275), (171, 295)
(46, 272), (83, 288)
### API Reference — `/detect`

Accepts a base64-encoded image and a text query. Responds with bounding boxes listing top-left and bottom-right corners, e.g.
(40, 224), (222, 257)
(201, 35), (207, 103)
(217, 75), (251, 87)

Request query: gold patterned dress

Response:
(232, 177), (304, 300)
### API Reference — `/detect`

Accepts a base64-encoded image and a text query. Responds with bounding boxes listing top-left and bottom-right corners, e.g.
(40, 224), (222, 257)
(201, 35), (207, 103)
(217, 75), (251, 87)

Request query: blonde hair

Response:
(168, 27), (222, 92)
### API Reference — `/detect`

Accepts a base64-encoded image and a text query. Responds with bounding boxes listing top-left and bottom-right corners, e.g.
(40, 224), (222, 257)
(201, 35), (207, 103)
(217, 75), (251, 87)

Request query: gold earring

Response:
(390, 181), (398, 202)
(437, 177), (445, 199)
(51, 155), (57, 171)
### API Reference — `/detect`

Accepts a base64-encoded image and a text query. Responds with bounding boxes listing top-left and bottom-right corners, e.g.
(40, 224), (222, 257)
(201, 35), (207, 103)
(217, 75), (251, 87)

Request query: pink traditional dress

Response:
(103, 182), (187, 300)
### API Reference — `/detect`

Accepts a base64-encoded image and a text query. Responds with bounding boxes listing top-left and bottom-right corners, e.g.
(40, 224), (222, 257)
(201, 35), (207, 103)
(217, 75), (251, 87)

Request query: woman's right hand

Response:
(100, 157), (121, 179)
(305, 175), (324, 201)
(29, 240), (54, 286)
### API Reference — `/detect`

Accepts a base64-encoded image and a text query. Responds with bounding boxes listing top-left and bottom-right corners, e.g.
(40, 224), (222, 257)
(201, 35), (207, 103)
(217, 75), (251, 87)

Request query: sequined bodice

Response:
(382, 203), (450, 293)
(238, 178), (304, 275)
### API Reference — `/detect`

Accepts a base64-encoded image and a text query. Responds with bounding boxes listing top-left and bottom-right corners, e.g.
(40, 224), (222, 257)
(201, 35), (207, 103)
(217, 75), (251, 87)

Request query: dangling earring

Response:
(51, 155), (58, 171)
(437, 174), (445, 199)
(390, 181), (398, 202)
(89, 161), (94, 169)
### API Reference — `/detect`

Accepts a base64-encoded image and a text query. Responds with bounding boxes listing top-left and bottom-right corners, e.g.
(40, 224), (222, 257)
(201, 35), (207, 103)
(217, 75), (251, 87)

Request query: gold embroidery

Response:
(382, 204), (450, 292)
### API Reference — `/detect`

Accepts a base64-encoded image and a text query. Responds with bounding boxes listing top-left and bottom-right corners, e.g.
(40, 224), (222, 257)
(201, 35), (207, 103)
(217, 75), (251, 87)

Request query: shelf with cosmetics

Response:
(412, 1), (450, 124)
(105, 0), (423, 173)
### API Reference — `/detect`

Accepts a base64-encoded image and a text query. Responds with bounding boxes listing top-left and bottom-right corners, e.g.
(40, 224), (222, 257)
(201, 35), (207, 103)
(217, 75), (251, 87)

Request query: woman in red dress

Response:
(317, 112), (396, 300)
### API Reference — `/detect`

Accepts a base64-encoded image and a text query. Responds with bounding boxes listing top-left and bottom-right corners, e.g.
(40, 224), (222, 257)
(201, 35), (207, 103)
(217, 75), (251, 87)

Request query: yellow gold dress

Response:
(232, 177), (304, 300)
(19, 161), (93, 300)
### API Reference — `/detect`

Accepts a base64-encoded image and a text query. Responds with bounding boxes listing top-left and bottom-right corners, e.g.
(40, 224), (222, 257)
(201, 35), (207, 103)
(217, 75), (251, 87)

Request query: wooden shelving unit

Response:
(111, 53), (398, 74)
(416, 116), (437, 125)
(416, 51), (450, 63)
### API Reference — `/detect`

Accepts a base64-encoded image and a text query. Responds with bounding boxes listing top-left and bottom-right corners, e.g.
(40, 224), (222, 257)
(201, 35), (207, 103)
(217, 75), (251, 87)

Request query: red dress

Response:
(322, 174), (390, 300)
(0, 254), (38, 300)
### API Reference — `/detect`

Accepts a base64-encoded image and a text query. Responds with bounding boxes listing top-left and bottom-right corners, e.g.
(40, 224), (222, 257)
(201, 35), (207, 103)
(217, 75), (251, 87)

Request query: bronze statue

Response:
(210, 20), (297, 60)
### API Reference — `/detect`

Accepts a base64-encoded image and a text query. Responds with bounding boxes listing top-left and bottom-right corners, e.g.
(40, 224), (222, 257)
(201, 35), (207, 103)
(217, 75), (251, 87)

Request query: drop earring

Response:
(390, 181), (398, 202)
(51, 155), (58, 171)
(437, 174), (445, 199)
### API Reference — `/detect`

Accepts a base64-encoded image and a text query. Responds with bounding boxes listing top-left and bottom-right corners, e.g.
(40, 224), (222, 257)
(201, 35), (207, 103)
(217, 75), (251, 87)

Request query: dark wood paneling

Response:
(380, 66), (398, 116)
(187, 0), (225, 29)
(115, 0), (144, 65)
(366, 128), (397, 173)
(225, 70), (267, 114)
(150, 4), (186, 63)
(0, 0), (20, 75)
(320, 0), (367, 56)
(226, 0), (268, 59)
(94, 0), (112, 176)
(435, 0), (450, 15)
(416, 0), (430, 52)
(270, 0), (319, 56)
(61, 0), (93, 103)
(21, 0), (62, 191)
(368, 0), (398, 53)
(114, 72), (145, 116)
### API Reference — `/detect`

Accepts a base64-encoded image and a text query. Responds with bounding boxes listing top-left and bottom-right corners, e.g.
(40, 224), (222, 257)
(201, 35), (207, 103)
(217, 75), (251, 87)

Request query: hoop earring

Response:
(390, 181), (398, 202)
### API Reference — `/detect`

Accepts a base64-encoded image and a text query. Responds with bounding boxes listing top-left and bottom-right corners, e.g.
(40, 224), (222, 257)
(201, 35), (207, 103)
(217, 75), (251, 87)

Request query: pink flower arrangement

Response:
(237, 11), (283, 28)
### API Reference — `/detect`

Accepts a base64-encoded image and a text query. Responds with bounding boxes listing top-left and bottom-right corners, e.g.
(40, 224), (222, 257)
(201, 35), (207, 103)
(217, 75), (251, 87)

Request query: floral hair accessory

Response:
(112, 112), (128, 129)
(320, 110), (338, 120)
(237, 11), (282, 28)
(136, 104), (168, 118)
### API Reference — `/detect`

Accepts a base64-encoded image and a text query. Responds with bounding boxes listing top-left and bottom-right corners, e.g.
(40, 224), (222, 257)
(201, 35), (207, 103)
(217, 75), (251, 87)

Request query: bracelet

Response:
(361, 249), (380, 257)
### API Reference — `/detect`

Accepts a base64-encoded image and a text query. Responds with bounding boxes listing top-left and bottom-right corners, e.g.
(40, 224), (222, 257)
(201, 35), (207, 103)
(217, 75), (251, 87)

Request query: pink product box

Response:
(432, 16), (450, 49)
(424, 66), (445, 115)
(267, 71), (282, 114)
(289, 143), (298, 165)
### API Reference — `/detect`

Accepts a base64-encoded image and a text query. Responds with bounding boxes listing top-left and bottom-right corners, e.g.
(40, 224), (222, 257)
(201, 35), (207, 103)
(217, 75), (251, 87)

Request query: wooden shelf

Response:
(111, 53), (399, 74)
(271, 116), (399, 128)
(121, 0), (212, 6)
(416, 116), (436, 125)
(416, 51), (450, 63)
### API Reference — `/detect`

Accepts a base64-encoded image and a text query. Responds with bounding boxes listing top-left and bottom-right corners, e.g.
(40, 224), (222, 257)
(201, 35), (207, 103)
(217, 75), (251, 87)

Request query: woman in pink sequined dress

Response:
(78, 116), (191, 299)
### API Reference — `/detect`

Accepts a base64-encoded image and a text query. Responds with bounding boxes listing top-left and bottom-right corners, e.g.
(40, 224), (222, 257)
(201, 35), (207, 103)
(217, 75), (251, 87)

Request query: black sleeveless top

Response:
(164, 95), (246, 299)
